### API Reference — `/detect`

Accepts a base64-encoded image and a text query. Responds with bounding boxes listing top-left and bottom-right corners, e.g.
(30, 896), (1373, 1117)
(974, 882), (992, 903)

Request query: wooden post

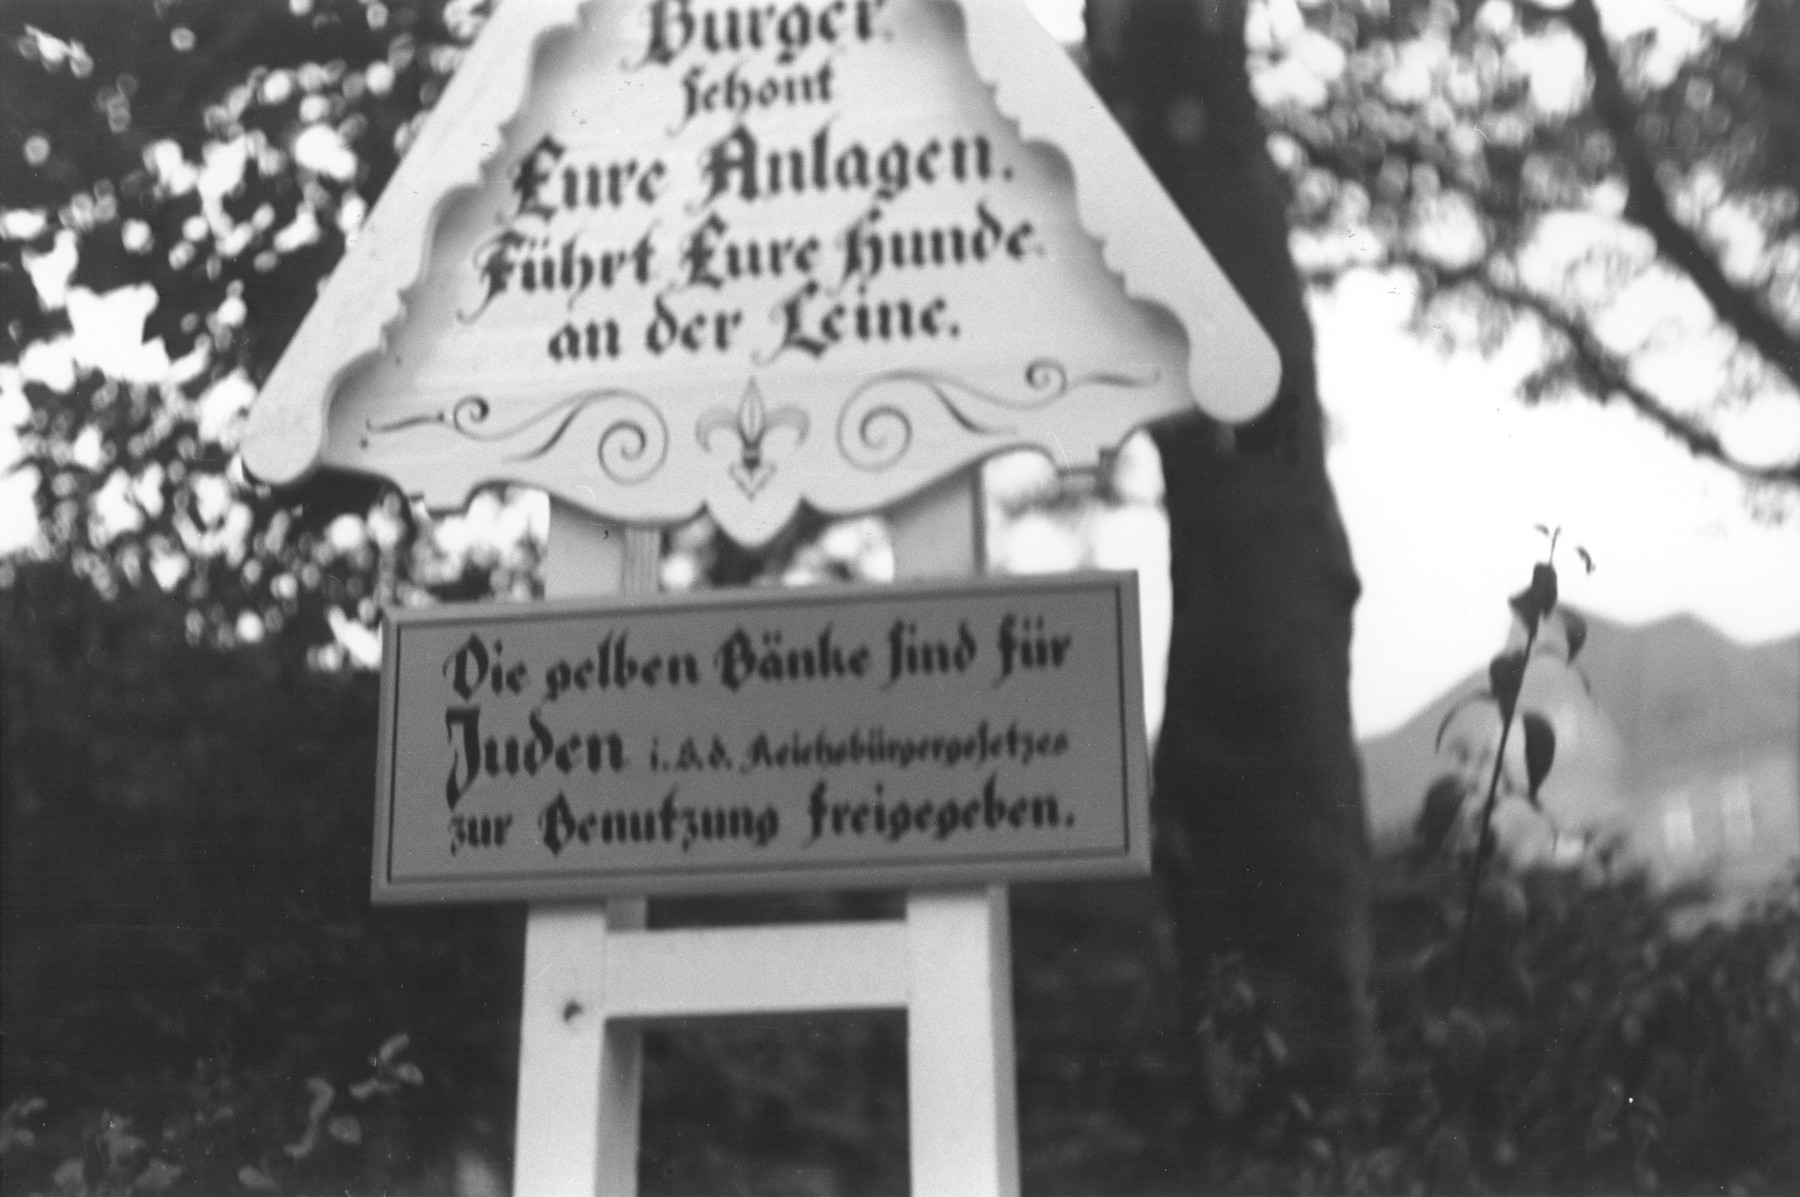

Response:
(513, 511), (657, 1197)
(511, 474), (1020, 1197)
(889, 472), (1022, 1197)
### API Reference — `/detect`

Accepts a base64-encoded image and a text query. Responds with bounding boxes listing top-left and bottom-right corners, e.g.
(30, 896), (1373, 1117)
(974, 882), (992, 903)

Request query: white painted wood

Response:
(515, 899), (643, 1197)
(956, 0), (1280, 421)
(513, 505), (654, 1197)
(241, 0), (1280, 540)
(887, 471), (987, 580)
(906, 885), (1021, 1197)
(604, 922), (911, 1019)
(244, 0), (586, 484)
(542, 507), (624, 595)
(515, 475), (1020, 1196)
(890, 471), (1021, 1197)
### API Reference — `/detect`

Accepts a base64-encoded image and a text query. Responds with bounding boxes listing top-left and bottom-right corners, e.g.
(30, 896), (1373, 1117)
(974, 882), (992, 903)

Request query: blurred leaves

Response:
(1489, 648), (1528, 723)
(1, 560), (521, 1195)
(3, 0), (523, 654)
(1508, 561), (1559, 635)
(1520, 710), (1555, 805)
(1561, 607), (1589, 662)
(1260, 0), (1800, 489)
(1415, 774), (1471, 860)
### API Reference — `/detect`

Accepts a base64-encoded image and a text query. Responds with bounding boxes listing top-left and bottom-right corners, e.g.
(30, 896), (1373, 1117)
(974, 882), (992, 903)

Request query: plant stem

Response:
(1454, 619), (1539, 1000)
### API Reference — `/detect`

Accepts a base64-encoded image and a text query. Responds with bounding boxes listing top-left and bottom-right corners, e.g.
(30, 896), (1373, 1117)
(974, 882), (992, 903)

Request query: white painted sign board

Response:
(241, 0), (1280, 542)
(375, 572), (1148, 902)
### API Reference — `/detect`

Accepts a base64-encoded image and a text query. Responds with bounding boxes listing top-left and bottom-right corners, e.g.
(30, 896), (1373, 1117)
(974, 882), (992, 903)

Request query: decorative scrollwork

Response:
(696, 379), (809, 498)
(835, 358), (1159, 473)
(363, 389), (668, 485)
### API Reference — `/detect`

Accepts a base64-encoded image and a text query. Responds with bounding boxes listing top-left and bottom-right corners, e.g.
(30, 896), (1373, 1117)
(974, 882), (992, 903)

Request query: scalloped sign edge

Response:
(241, 0), (1280, 491)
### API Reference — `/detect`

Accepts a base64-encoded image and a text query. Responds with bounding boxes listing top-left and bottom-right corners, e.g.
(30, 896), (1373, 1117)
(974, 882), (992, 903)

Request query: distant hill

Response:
(1359, 611), (1799, 904)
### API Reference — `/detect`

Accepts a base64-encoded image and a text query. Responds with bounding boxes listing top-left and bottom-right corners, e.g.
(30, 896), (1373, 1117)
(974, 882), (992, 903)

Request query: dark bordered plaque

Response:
(373, 570), (1148, 903)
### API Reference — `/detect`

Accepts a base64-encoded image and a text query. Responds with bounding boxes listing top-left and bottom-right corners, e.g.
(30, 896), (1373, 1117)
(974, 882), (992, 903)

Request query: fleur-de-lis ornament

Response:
(696, 379), (809, 497)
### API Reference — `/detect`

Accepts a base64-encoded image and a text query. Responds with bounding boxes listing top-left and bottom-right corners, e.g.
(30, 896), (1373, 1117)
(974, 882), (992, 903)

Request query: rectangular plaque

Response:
(373, 571), (1148, 902)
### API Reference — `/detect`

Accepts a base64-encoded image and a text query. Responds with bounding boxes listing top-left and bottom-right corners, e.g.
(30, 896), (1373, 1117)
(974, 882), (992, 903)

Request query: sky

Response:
(986, 267), (1800, 740)
(1315, 273), (1797, 735)
(3, 0), (1796, 741)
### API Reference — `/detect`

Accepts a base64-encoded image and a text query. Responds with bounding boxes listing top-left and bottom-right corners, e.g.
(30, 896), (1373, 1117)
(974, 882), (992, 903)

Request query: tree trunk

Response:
(1087, 0), (1375, 1104)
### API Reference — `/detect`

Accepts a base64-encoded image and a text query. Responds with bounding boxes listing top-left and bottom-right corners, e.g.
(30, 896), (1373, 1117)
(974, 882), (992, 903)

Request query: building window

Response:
(1662, 797), (1696, 856)
(1721, 776), (1755, 851)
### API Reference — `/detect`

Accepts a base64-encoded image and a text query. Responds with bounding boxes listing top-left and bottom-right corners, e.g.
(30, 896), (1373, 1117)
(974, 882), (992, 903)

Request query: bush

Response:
(6, 561), (1797, 1194)
(2, 563), (522, 1195)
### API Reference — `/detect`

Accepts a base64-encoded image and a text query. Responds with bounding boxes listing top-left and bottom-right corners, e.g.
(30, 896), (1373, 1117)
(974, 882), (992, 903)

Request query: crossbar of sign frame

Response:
(373, 571), (1149, 903)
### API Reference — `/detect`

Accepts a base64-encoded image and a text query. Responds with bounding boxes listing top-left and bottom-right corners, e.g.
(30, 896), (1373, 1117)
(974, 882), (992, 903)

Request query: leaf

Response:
(1447, 1006), (1487, 1048)
(105, 1129), (146, 1165)
(1507, 961), (1537, 1009)
(377, 1033), (410, 1064)
(304, 1077), (334, 1124)
(1576, 545), (1595, 573)
(326, 1114), (362, 1146)
(1560, 608), (1588, 663)
(1482, 874), (1528, 923)
(393, 1061), (424, 1086)
(1435, 692), (1497, 751)
(136, 1159), (184, 1193)
(1507, 586), (1539, 634)
(1261, 1027), (1289, 1068)
(348, 1078), (382, 1101)
(1415, 775), (1469, 857)
(1404, 942), (1448, 977)
(53, 1157), (85, 1193)
(238, 1164), (279, 1192)
(1443, 1007), (1487, 1077)
(99, 1114), (145, 1166)
(282, 1125), (316, 1160)
(1531, 561), (1558, 613)
(1521, 711), (1556, 805)
(1489, 651), (1528, 721)
(1509, 562), (1560, 631)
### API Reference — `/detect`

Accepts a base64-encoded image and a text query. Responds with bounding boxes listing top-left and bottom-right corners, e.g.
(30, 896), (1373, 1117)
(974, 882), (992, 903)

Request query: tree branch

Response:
(1411, 256), (1800, 486)
(1557, 0), (1800, 393)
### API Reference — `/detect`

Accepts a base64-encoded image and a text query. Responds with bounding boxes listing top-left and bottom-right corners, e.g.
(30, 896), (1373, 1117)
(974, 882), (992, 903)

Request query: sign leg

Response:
(514, 510), (657, 1197)
(515, 899), (646, 1197)
(889, 471), (1019, 1196)
(887, 470), (987, 579)
(905, 885), (1021, 1197)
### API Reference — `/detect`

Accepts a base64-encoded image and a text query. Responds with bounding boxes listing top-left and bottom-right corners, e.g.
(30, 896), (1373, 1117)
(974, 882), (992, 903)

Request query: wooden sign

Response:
(242, 0), (1279, 545)
(374, 570), (1148, 902)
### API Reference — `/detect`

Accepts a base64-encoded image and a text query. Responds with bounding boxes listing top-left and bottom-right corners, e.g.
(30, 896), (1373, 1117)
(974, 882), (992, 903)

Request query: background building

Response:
(1360, 611), (1800, 915)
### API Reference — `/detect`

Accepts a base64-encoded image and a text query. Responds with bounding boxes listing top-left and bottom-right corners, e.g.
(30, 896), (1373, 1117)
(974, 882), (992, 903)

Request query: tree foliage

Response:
(3, 0), (536, 657)
(0, 559), (525, 1195)
(1258, 0), (1800, 493)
